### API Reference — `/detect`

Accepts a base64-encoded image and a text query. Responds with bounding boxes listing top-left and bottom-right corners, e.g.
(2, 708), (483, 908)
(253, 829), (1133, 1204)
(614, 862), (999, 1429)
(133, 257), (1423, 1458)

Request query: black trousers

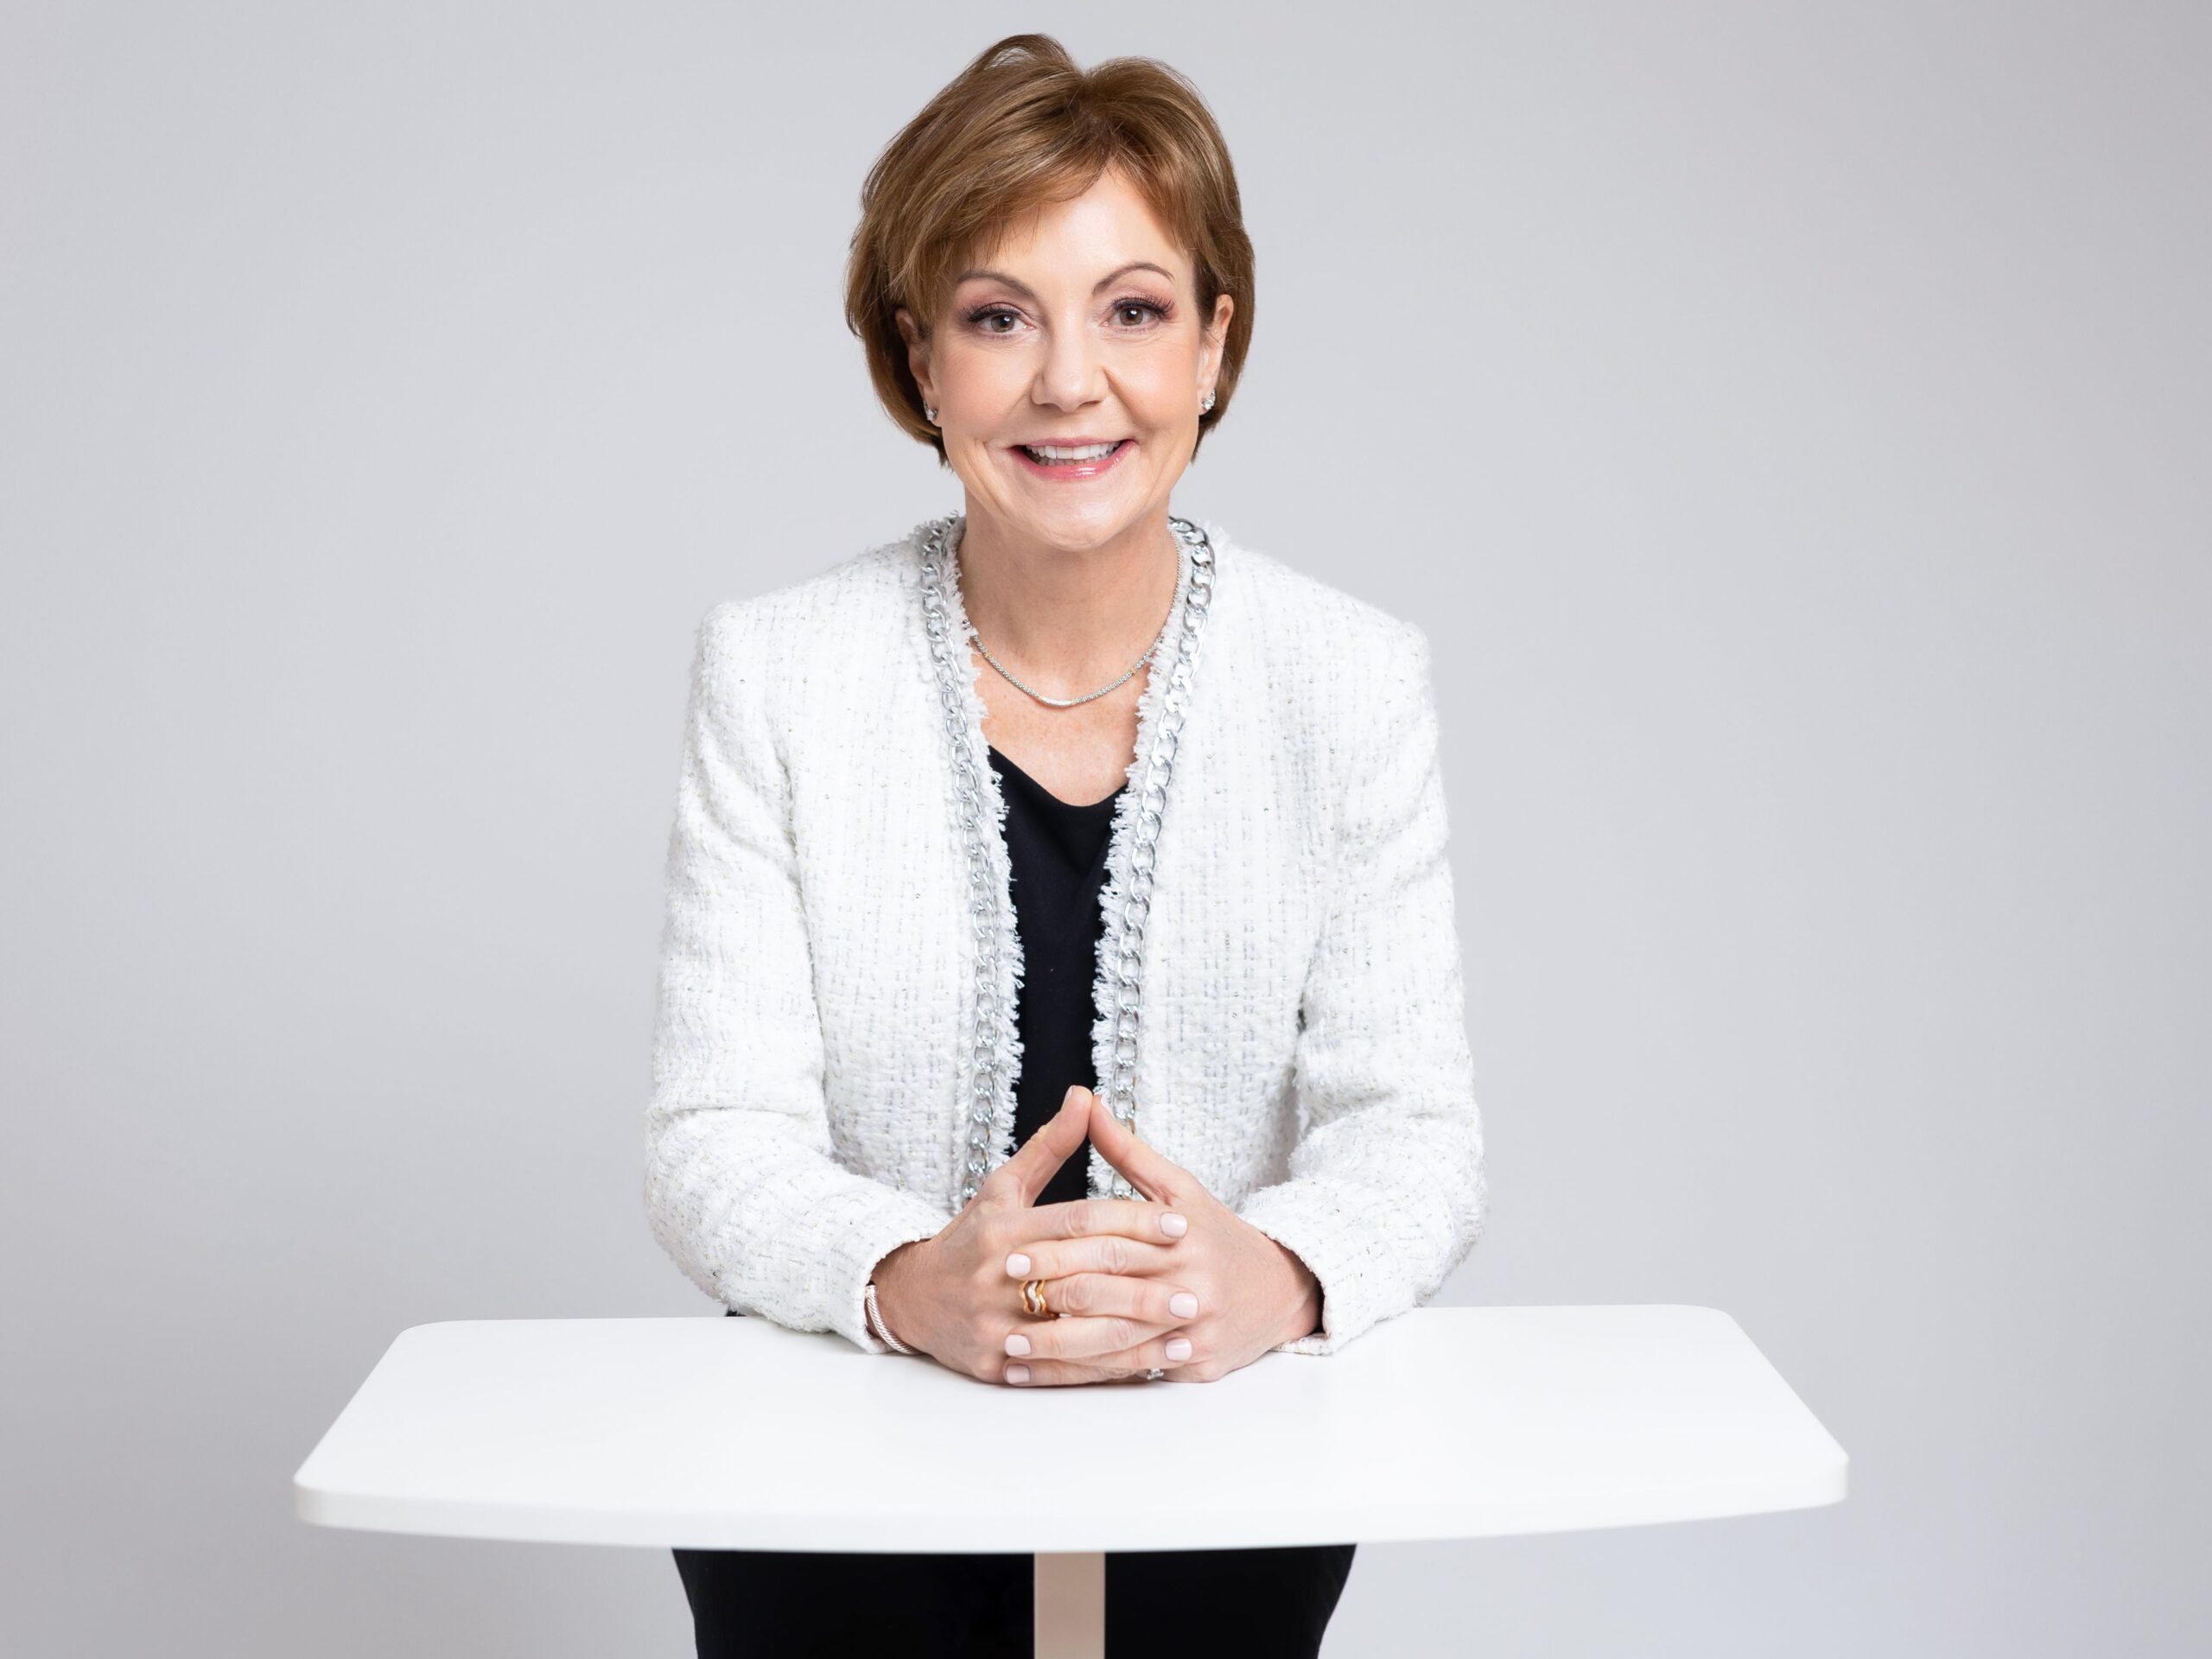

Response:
(673, 1312), (1357, 1658)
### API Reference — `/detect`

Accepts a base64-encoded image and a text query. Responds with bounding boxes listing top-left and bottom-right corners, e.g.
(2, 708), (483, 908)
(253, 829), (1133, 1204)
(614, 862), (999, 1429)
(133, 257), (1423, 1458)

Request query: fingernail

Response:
(1169, 1292), (1198, 1318)
(1160, 1212), (1187, 1237)
(1006, 1252), (1031, 1277)
(1166, 1337), (1192, 1361)
(1005, 1332), (1032, 1357)
(1007, 1364), (1031, 1384)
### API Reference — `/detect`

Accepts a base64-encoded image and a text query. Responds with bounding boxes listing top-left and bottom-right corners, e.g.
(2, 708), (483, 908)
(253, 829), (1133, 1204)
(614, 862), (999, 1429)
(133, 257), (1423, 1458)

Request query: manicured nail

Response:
(1005, 1332), (1032, 1357)
(1007, 1364), (1031, 1384)
(1006, 1252), (1031, 1277)
(1169, 1292), (1198, 1318)
(1166, 1338), (1192, 1361)
(1160, 1212), (1187, 1237)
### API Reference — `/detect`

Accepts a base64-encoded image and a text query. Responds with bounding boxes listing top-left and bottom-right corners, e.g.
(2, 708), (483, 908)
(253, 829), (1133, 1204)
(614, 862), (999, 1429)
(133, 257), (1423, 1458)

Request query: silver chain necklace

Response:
(965, 531), (1192, 708)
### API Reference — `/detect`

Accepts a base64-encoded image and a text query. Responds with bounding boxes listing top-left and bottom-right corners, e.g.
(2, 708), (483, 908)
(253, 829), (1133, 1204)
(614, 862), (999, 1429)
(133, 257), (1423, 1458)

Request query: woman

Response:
(647, 33), (1486, 1658)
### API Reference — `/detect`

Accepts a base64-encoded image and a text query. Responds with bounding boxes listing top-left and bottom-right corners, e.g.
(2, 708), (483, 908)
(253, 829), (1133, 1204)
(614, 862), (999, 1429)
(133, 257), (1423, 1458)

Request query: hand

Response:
(995, 1088), (1324, 1386)
(869, 1087), (1198, 1385)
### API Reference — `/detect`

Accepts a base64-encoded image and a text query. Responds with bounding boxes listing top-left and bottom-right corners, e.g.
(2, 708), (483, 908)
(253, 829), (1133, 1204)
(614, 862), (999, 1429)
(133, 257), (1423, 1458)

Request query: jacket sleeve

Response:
(1236, 620), (1489, 1354)
(643, 600), (955, 1354)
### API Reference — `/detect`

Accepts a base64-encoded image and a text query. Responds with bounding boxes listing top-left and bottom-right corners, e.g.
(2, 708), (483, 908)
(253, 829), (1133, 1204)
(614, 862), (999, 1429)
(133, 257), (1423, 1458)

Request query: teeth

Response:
(1024, 441), (1121, 462)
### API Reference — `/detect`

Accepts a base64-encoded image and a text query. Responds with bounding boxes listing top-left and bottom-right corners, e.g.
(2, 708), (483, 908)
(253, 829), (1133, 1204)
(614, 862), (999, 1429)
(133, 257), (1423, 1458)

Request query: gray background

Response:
(3, 2), (2204, 1653)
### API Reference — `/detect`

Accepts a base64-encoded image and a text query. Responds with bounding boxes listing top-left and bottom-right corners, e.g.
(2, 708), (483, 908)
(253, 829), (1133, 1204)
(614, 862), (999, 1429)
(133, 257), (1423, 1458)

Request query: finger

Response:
(1000, 1355), (1114, 1388)
(1007, 1327), (1198, 1386)
(1083, 1088), (1194, 1207)
(1001, 1236), (1183, 1283)
(1002, 1313), (1178, 1364)
(1032, 1271), (1201, 1327)
(1006, 1195), (1190, 1249)
(978, 1085), (1090, 1209)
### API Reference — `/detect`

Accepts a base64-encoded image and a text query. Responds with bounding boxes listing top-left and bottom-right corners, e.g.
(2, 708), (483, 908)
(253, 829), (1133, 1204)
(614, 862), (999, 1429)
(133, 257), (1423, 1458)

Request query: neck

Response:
(955, 503), (1182, 691)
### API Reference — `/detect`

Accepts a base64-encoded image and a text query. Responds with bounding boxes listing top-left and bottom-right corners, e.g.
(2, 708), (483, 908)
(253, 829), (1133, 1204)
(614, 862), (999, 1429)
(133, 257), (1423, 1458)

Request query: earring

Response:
(1199, 388), (1216, 414)
(923, 402), (939, 425)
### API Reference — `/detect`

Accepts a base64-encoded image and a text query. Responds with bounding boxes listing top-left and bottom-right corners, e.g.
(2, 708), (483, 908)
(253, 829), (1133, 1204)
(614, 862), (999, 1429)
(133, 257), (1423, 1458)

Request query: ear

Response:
(1199, 291), (1235, 393)
(894, 306), (935, 413)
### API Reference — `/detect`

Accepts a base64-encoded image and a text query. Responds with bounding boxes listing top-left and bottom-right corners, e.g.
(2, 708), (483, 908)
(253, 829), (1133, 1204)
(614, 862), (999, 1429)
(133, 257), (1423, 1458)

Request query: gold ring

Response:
(1020, 1278), (1050, 1318)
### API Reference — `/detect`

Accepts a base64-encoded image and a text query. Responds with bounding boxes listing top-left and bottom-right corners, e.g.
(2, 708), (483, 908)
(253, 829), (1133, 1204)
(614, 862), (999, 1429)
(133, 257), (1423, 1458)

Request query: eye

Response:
(1113, 299), (1170, 328)
(966, 305), (1021, 334)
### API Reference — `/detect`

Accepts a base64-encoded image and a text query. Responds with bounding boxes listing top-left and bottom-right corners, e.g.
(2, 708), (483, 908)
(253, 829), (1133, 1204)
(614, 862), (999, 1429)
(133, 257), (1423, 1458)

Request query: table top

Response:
(293, 1306), (1847, 1553)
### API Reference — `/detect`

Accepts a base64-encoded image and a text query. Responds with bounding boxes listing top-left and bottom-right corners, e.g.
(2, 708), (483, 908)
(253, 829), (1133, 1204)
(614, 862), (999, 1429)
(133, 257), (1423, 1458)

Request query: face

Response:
(897, 166), (1233, 556)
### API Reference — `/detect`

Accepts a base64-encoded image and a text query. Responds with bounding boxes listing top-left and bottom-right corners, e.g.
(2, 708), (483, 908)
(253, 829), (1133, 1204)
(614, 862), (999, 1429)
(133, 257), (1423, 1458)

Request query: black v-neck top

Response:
(988, 745), (1127, 1210)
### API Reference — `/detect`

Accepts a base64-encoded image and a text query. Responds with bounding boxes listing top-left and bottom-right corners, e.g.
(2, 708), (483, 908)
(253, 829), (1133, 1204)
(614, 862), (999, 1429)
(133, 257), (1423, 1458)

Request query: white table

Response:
(294, 1306), (1847, 1656)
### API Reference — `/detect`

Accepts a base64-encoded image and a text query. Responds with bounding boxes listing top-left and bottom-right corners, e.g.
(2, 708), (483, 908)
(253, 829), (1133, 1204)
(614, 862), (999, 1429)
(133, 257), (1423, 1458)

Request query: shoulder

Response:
(696, 519), (930, 663)
(678, 523), (938, 760)
(1205, 518), (1427, 660)
(1198, 518), (1433, 725)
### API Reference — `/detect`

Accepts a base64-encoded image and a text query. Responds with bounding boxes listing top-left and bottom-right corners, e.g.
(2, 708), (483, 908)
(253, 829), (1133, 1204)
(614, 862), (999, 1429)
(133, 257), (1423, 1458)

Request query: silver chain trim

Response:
(918, 512), (1217, 1208)
(1090, 516), (1215, 1199)
(918, 514), (1012, 1206)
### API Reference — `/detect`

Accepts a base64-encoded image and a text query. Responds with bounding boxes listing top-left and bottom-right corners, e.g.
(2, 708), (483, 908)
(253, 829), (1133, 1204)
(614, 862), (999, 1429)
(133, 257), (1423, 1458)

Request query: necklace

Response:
(965, 528), (1191, 709)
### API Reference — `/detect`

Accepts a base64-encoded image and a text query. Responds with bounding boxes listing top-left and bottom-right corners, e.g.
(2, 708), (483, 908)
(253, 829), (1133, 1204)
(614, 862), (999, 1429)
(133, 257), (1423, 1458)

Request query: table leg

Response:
(1033, 1551), (1104, 1659)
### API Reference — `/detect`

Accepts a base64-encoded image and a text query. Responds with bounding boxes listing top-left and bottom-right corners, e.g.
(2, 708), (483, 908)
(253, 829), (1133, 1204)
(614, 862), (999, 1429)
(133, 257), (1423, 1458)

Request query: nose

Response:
(1032, 315), (1105, 411)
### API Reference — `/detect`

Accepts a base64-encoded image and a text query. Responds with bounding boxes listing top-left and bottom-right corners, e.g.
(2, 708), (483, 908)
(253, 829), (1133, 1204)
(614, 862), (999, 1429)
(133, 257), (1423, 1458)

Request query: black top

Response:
(988, 745), (1126, 1210)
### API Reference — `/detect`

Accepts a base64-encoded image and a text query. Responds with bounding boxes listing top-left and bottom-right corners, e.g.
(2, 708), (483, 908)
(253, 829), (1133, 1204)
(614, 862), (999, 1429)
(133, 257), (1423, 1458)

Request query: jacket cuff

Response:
(825, 1190), (952, 1356)
(1237, 1178), (1414, 1356)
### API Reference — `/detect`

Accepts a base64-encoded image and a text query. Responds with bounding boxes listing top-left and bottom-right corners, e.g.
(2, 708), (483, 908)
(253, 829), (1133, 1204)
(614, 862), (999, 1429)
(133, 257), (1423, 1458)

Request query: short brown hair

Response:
(844, 33), (1255, 464)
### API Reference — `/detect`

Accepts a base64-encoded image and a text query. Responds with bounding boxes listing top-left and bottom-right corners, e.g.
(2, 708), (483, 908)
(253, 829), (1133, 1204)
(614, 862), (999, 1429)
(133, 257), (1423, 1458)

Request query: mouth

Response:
(1008, 437), (1135, 480)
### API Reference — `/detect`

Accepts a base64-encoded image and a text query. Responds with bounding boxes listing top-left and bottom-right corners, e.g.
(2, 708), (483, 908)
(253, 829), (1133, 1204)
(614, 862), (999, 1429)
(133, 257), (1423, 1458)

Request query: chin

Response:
(981, 474), (1142, 543)
(1005, 499), (1147, 554)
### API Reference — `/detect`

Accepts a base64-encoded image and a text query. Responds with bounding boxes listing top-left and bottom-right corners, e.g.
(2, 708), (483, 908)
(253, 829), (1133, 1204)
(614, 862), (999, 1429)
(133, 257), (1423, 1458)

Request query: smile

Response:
(1010, 438), (1135, 479)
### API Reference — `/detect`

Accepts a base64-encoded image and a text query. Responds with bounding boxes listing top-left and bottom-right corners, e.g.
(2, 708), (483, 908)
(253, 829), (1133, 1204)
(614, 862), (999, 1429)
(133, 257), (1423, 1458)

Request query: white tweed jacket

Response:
(643, 511), (1487, 1359)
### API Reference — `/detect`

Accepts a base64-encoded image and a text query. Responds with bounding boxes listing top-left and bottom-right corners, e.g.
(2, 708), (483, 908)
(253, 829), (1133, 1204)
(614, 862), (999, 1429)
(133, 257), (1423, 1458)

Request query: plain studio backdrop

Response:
(3, 3), (2205, 1654)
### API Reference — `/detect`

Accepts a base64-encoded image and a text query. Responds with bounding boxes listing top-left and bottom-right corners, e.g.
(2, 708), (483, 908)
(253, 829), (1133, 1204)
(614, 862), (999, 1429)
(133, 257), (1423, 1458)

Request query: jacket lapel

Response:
(914, 514), (1221, 1207)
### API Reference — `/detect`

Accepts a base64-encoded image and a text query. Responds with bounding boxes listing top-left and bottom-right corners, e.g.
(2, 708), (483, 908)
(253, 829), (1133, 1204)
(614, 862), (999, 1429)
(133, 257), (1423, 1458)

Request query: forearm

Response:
(645, 1104), (951, 1351)
(1238, 1102), (1484, 1354)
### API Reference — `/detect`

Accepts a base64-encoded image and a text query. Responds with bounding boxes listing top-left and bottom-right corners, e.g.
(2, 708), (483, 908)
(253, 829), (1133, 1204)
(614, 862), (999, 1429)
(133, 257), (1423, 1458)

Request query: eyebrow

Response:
(951, 260), (1177, 300)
